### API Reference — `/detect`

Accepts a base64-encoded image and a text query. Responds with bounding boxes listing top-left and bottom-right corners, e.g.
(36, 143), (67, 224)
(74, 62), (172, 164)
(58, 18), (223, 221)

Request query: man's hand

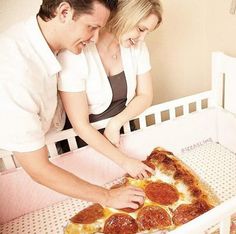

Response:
(105, 185), (145, 209)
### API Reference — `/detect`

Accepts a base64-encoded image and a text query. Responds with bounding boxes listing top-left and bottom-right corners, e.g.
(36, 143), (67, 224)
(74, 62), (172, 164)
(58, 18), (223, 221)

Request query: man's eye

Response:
(138, 27), (145, 32)
(88, 26), (98, 31)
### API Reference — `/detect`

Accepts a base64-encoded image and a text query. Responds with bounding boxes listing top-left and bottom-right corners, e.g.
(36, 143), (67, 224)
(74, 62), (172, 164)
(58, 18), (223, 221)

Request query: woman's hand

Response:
(105, 185), (145, 209)
(121, 157), (154, 179)
(104, 118), (122, 147)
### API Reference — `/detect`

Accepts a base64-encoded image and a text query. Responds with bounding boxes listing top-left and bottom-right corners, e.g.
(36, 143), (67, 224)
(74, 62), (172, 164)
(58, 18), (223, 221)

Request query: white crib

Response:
(0, 52), (236, 234)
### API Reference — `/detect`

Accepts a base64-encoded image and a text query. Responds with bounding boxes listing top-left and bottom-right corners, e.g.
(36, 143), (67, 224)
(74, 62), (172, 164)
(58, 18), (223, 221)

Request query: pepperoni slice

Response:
(147, 152), (178, 173)
(70, 203), (104, 224)
(137, 205), (172, 231)
(172, 199), (212, 225)
(145, 182), (179, 205)
(103, 213), (138, 234)
(147, 152), (167, 162)
(160, 157), (177, 171)
(148, 150), (173, 161)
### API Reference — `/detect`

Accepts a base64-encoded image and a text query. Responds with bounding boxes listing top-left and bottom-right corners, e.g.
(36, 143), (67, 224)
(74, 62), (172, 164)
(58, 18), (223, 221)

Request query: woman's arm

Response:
(59, 91), (154, 179)
(104, 71), (153, 146)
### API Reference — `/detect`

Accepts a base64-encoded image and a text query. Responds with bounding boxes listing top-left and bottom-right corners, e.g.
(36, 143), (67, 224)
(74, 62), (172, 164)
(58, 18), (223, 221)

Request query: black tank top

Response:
(89, 71), (127, 122)
(63, 71), (127, 130)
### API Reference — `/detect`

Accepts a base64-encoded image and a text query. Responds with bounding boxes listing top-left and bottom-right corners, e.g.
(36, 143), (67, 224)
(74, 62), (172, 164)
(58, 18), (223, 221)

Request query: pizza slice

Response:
(64, 147), (218, 234)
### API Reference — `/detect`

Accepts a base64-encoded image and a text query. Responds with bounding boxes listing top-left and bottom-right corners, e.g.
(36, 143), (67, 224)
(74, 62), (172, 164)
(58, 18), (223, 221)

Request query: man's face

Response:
(62, 2), (110, 54)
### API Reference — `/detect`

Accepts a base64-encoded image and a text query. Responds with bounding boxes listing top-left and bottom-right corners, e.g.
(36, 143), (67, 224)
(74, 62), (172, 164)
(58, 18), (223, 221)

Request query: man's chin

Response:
(68, 47), (83, 55)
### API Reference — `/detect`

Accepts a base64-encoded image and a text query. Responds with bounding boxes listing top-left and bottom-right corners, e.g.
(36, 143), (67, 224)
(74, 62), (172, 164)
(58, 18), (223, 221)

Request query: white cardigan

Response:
(58, 42), (151, 115)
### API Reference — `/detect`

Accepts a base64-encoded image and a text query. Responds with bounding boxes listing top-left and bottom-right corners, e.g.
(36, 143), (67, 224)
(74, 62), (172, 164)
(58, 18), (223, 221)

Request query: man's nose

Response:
(90, 29), (99, 43)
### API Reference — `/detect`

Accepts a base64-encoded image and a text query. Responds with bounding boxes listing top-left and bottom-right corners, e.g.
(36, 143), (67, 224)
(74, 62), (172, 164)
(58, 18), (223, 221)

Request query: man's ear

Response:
(56, 2), (73, 23)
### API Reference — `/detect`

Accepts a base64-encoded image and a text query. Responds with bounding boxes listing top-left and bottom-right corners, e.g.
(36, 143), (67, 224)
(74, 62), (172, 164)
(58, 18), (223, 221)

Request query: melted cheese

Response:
(65, 159), (200, 234)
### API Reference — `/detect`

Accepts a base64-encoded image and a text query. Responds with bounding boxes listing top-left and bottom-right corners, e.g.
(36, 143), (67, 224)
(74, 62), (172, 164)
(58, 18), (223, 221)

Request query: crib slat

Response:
(183, 104), (190, 115)
(47, 144), (58, 158)
(154, 112), (162, 124)
(196, 100), (202, 111)
(0, 150), (15, 170)
(208, 96), (215, 108)
(139, 116), (146, 129)
(123, 122), (131, 133)
(68, 138), (78, 151)
(2, 156), (15, 170)
(169, 108), (175, 120)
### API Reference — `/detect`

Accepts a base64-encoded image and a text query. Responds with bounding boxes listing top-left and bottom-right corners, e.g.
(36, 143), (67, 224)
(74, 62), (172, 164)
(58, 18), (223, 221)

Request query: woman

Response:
(58, 0), (162, 180)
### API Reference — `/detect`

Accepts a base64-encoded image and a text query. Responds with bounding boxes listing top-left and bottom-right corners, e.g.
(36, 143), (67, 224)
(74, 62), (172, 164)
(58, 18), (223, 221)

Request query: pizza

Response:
(64, 147), (218, 234)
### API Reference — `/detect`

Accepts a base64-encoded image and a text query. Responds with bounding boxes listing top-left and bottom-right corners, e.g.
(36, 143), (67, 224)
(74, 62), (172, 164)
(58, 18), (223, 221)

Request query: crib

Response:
(0, 52), (236, 234)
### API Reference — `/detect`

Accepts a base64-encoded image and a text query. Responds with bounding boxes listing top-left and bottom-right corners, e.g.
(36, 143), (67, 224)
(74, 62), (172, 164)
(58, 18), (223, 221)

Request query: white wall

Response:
(0, 0), (41, 31)
(147, 0), (236, 103)
(146, 0), (209, 103)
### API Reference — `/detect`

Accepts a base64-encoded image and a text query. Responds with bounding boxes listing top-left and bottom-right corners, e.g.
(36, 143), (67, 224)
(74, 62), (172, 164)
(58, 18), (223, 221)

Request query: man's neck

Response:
(37, 16), (61, 55)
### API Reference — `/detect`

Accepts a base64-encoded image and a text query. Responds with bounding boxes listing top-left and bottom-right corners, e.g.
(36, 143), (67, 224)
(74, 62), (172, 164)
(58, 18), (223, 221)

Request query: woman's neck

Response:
(96, 30), (122, 75)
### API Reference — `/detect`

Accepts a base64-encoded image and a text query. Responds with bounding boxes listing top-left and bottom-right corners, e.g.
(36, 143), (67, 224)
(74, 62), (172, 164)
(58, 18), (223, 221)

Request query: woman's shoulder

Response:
(57, 46), (93, 71)
(58, 43), (100, 67)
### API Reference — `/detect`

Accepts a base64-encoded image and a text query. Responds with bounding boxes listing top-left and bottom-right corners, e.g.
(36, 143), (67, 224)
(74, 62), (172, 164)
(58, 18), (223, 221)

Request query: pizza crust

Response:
(152, 147), (219, 207)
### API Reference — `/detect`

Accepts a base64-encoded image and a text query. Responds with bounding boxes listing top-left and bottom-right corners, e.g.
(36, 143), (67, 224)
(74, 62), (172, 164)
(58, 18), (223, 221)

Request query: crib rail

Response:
(46, 90), (214, 158)
(0, 90), (213, 171)
(0, 150), (16, 171)
(128, 90), (213, 131)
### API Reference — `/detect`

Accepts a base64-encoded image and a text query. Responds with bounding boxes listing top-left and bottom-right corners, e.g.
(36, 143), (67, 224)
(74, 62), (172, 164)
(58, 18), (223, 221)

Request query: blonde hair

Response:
(106, 0), (162, 37)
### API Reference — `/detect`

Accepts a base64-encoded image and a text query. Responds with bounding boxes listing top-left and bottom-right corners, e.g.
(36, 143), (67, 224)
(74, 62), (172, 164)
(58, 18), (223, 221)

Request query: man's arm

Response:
(15, 146), (145, 209)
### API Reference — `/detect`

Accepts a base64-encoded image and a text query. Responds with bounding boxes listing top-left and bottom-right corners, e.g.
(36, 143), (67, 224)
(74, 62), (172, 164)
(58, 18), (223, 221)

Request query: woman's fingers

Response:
(144, 164), (155, 175)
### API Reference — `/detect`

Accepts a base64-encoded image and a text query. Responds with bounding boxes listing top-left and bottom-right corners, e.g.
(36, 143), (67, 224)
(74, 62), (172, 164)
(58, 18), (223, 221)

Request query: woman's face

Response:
(120, 13), (159, 48)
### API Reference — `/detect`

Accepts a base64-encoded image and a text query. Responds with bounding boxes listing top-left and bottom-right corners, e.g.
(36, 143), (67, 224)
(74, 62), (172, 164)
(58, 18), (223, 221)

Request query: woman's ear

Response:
(56, 2), (73, 23)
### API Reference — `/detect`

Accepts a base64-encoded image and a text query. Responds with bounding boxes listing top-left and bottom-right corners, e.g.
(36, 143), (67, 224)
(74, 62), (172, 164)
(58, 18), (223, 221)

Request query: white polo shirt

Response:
(0, 16), (62, 152)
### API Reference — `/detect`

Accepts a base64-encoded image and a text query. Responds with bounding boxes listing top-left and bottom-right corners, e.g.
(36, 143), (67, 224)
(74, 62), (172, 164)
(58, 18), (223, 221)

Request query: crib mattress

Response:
(0, 141), (235, 234)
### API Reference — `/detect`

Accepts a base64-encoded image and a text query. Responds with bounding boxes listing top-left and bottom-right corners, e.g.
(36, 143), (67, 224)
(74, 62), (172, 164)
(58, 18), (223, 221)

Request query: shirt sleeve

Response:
(57, 50), (87, 92)
(136, 42), (151, 75)
(0, 80), (45, 152)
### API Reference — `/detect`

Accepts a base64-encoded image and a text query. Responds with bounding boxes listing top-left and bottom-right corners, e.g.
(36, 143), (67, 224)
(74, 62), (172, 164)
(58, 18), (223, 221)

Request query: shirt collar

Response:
(25, 16), (61, 77)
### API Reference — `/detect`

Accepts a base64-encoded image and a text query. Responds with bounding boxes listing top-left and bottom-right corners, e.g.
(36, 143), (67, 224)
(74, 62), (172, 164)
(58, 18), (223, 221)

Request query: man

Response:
(0, 0), (144, 210)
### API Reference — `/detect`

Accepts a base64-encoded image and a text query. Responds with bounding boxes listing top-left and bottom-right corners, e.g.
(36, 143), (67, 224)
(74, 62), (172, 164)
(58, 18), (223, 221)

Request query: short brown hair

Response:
(38, 0), (117, 21)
